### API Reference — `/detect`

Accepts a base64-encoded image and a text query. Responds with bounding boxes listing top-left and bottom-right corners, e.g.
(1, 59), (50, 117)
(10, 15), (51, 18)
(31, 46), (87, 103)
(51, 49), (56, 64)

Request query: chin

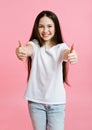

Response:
(43, 37), (52, 41)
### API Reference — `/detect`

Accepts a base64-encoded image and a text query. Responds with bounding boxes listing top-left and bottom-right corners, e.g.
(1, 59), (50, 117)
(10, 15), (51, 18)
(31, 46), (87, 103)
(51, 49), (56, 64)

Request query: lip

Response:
(43, 35), (49, 37)
(42, 34), (51, 37)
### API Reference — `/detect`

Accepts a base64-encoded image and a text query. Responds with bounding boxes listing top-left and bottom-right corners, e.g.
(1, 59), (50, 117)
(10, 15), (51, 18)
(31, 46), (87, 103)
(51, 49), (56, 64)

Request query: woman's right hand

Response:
(16, 41), (33, 61)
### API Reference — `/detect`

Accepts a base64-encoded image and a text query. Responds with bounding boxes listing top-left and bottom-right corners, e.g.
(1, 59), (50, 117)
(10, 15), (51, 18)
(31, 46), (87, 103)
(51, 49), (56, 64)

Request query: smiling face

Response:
(38, 16), (55, 46)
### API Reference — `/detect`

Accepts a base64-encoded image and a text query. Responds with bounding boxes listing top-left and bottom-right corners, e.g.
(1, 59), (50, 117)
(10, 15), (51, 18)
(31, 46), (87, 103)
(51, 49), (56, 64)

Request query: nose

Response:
(43, 27), (48, 33)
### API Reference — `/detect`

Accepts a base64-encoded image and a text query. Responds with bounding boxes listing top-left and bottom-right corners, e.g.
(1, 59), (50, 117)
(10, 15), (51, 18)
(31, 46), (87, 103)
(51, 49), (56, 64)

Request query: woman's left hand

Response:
(68, 49), (78, 64)
(67, 44), (78, 64)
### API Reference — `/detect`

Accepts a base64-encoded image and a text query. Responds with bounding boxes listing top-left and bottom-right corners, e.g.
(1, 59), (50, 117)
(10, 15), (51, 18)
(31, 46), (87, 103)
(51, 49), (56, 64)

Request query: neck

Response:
(44, 40), (55, 48)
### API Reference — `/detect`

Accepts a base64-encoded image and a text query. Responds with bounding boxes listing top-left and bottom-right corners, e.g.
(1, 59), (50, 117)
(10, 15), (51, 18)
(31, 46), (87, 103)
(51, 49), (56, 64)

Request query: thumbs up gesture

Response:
(16, 40), (33, 61)
(68, 44), (78, 64)
(16, 41), (26, 61)
(18, 40), (22, 47)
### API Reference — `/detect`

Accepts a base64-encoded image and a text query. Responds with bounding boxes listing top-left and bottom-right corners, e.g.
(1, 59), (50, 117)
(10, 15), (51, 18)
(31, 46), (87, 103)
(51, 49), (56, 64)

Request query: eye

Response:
(48, 25), (52, 28)
(38, 25), (44, 28)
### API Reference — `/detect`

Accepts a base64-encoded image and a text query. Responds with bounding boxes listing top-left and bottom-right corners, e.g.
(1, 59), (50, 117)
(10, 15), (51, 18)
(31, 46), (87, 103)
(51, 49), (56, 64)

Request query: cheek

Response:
(38, 29), (42, 35)
(38, 29), (41, 37)
(52, 29), (55, 35)
(51, 27), (55, 33)
(38, 30), (43, 38)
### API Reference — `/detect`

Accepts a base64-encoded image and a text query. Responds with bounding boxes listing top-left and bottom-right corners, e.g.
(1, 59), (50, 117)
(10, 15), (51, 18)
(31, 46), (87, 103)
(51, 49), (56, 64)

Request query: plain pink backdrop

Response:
(0, 0), (92, 130)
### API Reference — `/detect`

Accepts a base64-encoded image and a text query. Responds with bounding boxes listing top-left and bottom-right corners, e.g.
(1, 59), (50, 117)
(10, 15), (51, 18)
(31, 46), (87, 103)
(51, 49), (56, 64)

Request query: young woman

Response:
(16, 10), (78, 130)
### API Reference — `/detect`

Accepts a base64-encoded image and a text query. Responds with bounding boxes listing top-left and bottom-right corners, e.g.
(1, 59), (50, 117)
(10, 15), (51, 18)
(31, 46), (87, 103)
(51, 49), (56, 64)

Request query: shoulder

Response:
(55, 43), (69, 51)
(28, 39), (40, 48)
(59, 43), (69, 49)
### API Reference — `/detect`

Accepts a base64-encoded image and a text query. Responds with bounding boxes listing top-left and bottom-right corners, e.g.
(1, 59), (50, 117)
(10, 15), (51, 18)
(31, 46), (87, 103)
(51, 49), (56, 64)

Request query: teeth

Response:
(43, 35), (49, 37)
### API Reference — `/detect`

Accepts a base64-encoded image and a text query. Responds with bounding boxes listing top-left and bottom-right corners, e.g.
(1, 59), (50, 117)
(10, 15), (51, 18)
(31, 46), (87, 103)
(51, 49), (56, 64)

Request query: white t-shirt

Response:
(24, 40), (69, 104)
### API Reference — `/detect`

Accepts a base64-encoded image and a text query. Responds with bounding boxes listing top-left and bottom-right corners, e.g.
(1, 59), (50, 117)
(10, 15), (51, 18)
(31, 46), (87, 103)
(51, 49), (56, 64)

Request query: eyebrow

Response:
(38, 23), (53, 26)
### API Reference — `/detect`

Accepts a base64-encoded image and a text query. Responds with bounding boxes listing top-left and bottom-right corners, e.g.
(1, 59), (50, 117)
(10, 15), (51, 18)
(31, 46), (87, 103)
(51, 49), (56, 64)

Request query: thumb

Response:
(70, 43), (74, 53)
(18, 40), (22, 47)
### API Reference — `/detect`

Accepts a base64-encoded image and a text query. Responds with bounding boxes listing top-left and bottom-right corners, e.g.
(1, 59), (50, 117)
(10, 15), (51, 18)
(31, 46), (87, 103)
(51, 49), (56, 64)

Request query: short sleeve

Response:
(28, 39), (39, 57)
(58, 43), (69, 62)
(62, 43), (69, 50)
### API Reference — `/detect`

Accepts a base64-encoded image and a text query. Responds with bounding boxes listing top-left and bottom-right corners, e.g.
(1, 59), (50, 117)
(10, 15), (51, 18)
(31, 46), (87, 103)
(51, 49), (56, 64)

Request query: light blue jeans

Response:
(28, 101), (66, 130)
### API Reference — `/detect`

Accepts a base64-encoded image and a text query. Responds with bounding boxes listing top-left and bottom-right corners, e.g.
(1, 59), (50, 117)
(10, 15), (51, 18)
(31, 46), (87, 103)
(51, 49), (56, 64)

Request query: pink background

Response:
(0, 0), (92, 130)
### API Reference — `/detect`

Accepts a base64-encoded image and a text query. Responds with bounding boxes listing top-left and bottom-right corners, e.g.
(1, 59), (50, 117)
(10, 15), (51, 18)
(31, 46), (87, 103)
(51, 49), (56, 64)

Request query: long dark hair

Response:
(27, 10), (69, 85)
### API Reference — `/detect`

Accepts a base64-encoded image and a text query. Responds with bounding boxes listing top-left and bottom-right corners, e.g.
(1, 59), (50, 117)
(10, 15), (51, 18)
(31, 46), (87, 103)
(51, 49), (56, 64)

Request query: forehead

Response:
(39, 16), (54, 25)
